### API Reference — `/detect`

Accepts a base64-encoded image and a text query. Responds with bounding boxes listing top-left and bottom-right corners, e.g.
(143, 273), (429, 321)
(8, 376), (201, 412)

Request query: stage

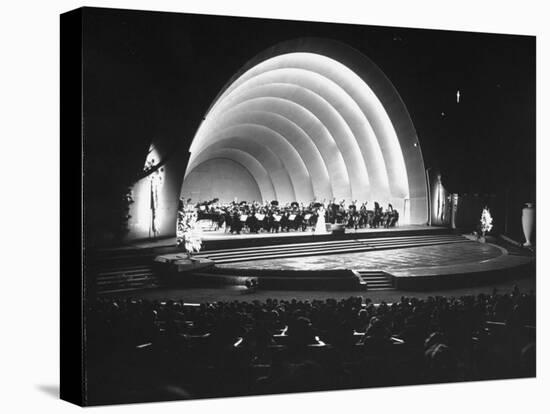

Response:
(94, 208), (534, 297)
(155, 231), (534, 292)
(92, 226), (534, 294)
(212, 239), (534, 290)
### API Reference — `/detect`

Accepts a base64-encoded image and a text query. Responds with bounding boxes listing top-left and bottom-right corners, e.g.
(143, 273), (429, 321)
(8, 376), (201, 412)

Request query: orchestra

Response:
(182, 198), (399, 234)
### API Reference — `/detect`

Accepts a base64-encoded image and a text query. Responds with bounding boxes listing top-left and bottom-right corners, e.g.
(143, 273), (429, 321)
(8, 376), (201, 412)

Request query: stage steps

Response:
(95, 264), (159, 294)
(356, 271), (395, 291)
(194, 234), (470, 264)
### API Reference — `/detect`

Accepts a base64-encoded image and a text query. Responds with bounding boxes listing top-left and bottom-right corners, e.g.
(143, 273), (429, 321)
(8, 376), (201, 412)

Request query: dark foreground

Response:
(86, 279), (536, 405)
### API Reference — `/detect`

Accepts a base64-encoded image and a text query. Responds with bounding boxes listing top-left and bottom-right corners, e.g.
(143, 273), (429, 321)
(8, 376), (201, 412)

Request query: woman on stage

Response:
(315, 205), (328, 234)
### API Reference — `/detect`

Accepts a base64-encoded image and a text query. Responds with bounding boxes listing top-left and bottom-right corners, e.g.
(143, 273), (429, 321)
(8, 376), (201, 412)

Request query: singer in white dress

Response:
(315, 207), (327, 233)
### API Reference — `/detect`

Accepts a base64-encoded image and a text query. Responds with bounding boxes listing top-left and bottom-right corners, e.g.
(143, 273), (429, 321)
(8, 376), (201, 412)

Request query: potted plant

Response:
(479, 206), (493, 242)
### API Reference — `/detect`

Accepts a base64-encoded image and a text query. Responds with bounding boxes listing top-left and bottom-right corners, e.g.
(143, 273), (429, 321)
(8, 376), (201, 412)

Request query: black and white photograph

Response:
(60, 5), (540, 406)
(4, 1), (547, 412)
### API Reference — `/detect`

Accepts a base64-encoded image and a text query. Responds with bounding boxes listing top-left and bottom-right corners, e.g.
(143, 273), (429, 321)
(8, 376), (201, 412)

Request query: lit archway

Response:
(182, 39), (428, 224)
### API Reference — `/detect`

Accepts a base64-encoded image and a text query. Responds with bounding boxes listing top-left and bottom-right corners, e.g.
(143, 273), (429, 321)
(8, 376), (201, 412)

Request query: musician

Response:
(372, 201), (382, 228)
(230, 209), (242, 234)
(244, 206), (257, 233)
(294, 209), (305, 231)
(280, 210), (289, 232)
(328, 199), (338, 224)
(257, 208), (268, 233)
(384, 204), (399, 228)
(302, 207), (313, 230)
(271, 209), (282, 233)
(358, 202), (368, 228)
(347, 201), (358, 229)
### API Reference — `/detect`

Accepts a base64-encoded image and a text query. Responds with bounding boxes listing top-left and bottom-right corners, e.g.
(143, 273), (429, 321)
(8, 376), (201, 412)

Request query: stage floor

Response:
(200, 224), (440, 241)
(112, 225), (443, 251)
(217, 240), (533, 279)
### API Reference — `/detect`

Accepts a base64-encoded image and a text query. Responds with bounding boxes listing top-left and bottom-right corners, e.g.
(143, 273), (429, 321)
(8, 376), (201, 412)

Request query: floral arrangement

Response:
(176, 200), (202, 254)
(480, 206), (493, 236)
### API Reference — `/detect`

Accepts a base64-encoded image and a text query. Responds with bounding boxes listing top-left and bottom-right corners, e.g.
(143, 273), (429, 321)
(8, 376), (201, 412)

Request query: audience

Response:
(86, 288), (535, 404)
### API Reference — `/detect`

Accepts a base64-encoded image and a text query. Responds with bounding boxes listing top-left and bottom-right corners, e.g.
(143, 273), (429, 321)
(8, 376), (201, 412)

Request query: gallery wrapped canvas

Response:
(60, 6), (536, 406)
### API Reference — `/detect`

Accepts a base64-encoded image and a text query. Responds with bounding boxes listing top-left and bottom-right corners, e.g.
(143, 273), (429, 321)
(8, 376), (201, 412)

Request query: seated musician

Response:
(271, 209), (282, 233)
(328, 199), (338, 224)
(359, 202), (368, 228)
(246, 209), (259, 233)
(230, 210), (242, 234)
(257, 208), (268, 233)
(256, 208), (267, 233)
(386, 204), (399, 228)
(372, 201), (382, 228)
(290, 208), (302, 231)
(281, 210), (291, 232)
(347, 201), (358, 229)
(303, 208), (313, 231)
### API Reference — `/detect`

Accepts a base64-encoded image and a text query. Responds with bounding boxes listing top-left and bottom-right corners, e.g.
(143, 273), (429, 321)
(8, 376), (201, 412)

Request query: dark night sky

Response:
(82, 7), (536, 202)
